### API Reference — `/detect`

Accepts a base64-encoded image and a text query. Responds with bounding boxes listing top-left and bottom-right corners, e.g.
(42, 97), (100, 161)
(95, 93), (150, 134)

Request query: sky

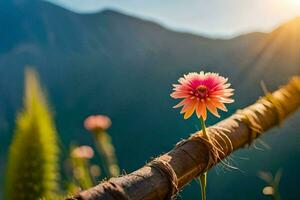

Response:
(47, 0), (300, 38)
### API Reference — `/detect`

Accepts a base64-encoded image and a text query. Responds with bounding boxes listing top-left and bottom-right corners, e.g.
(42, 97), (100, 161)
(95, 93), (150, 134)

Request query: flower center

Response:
(195, 85), (208, 99)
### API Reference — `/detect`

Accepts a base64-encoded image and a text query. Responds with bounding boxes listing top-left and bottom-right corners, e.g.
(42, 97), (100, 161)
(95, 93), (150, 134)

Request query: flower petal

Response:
(206, 101), (220, 118)
(170, 91), (190, 98)
(184, 104), (196, 119)
(180, 100), (196, 113)
(202, 104), (207, 120)
(210, 99), (228, 111)
(173, 99), (190, 108)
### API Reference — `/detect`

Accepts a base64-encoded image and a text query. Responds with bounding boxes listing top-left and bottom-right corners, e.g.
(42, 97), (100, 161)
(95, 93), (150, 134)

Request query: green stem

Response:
(199, 173), (207, 200)
(200, 117), (208, 139)
(94, 131), (111, 177)
(199, 117), (208, 200)
(72, 158), (93, 189)
(273, 184), (281, 200)
(94, 130), (120, 178)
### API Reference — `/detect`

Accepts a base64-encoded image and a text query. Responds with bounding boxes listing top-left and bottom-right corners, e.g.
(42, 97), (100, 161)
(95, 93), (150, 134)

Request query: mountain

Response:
(0, 1), (299, 199)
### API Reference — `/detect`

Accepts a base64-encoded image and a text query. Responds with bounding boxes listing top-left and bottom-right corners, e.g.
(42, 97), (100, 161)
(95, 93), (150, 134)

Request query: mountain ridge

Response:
(1, 0), (299, 53)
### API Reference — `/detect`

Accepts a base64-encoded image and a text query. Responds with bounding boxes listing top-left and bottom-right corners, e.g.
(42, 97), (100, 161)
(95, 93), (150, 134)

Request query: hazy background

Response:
(0, 0), (299, 199)
(48, 0), (300, 37)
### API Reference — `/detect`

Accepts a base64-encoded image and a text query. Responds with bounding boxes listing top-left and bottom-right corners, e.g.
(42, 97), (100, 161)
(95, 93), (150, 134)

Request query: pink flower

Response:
(71, 145), (94, 159)
(84, 115), (112, 132)
(171, 72), (234, 120)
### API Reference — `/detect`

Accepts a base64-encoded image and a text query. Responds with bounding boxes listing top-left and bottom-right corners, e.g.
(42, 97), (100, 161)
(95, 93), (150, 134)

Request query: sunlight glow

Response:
(285, 0), (300, 6)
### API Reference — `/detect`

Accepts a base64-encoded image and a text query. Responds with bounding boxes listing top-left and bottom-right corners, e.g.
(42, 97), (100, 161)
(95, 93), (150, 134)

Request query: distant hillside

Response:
(0, 1), (299, 199)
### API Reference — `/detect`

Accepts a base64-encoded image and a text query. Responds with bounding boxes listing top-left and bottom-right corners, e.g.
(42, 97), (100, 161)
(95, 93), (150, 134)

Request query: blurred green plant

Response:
(65, 146), (102, 197)
(94, 131), (120, 177)
(69, 145), (94, 190)
(84, 115), (120, 177)
(5, 68), (60, 200)
(258, 169), (282, 200)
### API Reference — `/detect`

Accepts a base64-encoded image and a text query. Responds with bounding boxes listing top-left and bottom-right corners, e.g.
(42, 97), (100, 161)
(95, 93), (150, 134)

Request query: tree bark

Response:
(68, 76), (300, 200)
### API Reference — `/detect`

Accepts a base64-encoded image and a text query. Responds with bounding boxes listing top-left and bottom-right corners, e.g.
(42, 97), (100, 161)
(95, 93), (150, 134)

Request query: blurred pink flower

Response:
(84, 115), (112, 131)
(171, 72), (234, 120)
(71, 145), (94, 159)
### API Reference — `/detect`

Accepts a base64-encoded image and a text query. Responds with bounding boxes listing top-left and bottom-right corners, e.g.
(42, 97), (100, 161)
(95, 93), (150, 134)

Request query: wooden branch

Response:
(68, 76), (300, 200)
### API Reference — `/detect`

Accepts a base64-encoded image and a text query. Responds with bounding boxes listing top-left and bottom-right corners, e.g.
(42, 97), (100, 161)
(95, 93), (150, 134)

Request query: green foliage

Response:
(5, 68), (60, 200)
(69, 145), (93, 190)
(94, 131), (120, 177)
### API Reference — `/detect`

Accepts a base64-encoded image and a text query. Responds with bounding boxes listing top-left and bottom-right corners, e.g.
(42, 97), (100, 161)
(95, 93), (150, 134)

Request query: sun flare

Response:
(286, 0), (300, 6)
